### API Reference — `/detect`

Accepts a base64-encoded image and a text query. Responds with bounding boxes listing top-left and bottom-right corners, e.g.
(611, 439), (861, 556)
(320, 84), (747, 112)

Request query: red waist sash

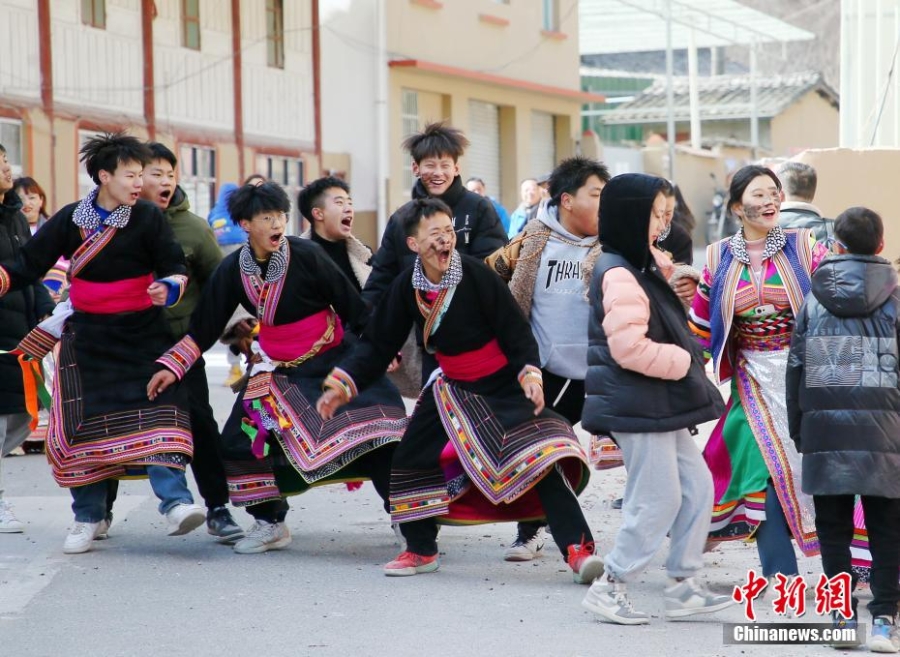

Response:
(69, 274), (154, 314)
(436, 338), (508, 381)
(258, 309), (344, 362)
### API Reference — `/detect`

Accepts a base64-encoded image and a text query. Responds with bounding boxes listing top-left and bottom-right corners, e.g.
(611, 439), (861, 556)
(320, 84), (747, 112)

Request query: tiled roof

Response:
(601, 72), (838, 125)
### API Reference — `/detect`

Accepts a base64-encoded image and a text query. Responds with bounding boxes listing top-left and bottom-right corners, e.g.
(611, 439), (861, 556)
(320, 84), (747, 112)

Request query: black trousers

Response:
(517, 370), (585, 535)
(539, 370), (585, 427)
(105, 358), (229, 513)
(397, 386), (592, 557)
(813, 494), (900, 619)
(246, 445), (395, 523)
(184, 358), (230, 508)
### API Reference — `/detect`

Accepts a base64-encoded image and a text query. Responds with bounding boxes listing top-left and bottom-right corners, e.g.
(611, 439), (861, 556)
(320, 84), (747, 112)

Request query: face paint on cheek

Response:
(741, 203), (765, 221)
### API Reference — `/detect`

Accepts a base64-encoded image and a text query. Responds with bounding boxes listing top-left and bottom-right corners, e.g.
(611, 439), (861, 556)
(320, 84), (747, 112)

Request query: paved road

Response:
(0, 347), (853, 657)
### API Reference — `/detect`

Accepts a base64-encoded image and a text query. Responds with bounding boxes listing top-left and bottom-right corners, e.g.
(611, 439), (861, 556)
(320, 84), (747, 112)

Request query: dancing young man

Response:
(0, 132), (204, 554)
(149, 182), (406, 554)
(318, 198), (602, 582)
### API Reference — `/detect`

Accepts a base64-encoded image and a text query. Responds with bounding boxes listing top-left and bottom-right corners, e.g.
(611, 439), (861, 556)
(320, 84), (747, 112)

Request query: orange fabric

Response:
(17, 354), (40, 431)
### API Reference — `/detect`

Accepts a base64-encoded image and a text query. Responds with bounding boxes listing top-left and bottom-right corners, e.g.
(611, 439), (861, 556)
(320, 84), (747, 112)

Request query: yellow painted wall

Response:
(387, 0), (580, 90)
(795, 148), (900, 262)
(771, 91), (840, 157)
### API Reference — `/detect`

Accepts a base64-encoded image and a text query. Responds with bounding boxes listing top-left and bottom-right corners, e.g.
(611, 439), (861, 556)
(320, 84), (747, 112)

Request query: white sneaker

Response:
(63, 521), (101, 554)
(504, 525), (545, 562)
(664, 577), (735, 619)
(582, 578), (650, 625)
(165, 503), (205, 536)
(233, 520), (292, 554)
(0, 500), (24, 533)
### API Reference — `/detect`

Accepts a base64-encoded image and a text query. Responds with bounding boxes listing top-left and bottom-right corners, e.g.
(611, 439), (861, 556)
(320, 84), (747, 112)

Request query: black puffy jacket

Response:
(582, 174), (724, 435)
(0, 192), (55, 414)
(362, 176), (506, 307)
(786, 254), (900, 497)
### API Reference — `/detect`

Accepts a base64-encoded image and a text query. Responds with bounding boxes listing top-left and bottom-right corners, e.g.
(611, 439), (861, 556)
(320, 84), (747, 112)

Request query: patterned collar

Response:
(729, 225), (787, 265)
(71, 187), (132, 231)
(412, 250), (463, 292)
(239, 238), (288, 283)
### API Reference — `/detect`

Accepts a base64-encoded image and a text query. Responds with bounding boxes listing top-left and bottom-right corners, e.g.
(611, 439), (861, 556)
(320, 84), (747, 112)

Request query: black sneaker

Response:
(207, 506), (245, 544)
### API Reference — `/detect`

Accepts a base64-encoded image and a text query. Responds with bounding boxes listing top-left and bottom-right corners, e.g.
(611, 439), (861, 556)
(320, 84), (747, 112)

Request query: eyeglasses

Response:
(254, 212), (288, 225)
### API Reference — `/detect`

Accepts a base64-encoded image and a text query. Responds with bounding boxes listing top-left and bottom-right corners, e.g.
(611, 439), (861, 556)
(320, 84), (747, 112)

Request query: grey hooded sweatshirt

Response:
(530, 204), (597, 380)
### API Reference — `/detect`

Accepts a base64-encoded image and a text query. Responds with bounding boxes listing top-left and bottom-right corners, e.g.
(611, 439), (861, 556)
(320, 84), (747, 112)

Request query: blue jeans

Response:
(756, 479), (799, 577)
(70, 466), (194, 522)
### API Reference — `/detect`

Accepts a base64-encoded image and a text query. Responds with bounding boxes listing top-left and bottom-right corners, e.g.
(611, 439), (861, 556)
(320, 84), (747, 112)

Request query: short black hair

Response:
(401, 198), (453, 238)
(228, 181), (291, 225)
(547, 157), (611, 207)
(775, 161), (817, 201)
(297, 176), (350, 222)
(243, 173), (266, 186)
(728, 164), (781, 210)
(80, 132), (152, 185)
(466, 177), (484, 186)
(835, 206), (883, 255)
(0, 144), (5, 154)
(402, 121), (469, 164)
(146, 142), (178, 168)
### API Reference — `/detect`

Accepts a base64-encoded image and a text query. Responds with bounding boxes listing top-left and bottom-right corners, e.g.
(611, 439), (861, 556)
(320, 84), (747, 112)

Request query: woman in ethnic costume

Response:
(150, 183), (407, 555)
(0, 133), (205, 555)
(688, 165), (829, 582)
(317, 198), (603, 582)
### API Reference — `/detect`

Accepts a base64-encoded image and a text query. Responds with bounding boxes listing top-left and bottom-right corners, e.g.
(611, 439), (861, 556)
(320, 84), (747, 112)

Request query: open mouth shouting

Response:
(159, 188), (172, 204)
(268, 231), (284, 249)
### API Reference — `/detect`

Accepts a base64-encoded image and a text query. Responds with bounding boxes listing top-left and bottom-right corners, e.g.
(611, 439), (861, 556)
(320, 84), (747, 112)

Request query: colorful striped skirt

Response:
(704, 348), (819, 556)
(389, 373), (589, 525)
(45, 308), (193, 487)
(221, 344), (408, 507)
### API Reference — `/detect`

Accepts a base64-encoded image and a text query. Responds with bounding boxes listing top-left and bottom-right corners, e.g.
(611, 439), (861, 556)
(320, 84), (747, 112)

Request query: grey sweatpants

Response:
(603, 429), (714, 582)
(0, 413), (32, 499)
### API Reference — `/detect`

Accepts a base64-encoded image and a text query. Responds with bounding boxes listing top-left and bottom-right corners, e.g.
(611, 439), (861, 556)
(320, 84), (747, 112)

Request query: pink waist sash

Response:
(258, 309), (344, 362)
(69, 274), (153, 314)
(436, 338), (508, 381)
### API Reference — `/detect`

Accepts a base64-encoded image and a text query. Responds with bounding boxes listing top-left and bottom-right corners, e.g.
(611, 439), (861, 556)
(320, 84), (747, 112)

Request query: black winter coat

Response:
(0, 193), (55, 414)
(362, 176), (506, 306)
(787, 254), (900, 497)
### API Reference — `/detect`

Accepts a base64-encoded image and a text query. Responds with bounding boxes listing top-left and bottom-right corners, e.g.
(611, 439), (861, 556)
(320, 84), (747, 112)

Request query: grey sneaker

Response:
(206, 506), (244, 544)
(504, 525), (545, 562)
(870, 616), (900, 653)
(664, 577), (735, 619)
(233, 520), (292, 555)
(582, 578), (650, 625)
(0, 500), (24, 533)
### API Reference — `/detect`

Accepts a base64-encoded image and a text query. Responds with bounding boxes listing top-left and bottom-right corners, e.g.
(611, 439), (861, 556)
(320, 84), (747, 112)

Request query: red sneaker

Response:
(383, 550), (440, 577)
(567, 541), (605, 584)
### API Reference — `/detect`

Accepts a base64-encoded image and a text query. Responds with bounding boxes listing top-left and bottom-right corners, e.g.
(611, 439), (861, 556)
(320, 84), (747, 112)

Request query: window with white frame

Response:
(400, 89), (420, 193)
(255, 154), (305, 234)
(0, 119), (24, 179)
(179, 144), (216, 219)
(542, 0), (559, 31)
(78, 129), (104, 199)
